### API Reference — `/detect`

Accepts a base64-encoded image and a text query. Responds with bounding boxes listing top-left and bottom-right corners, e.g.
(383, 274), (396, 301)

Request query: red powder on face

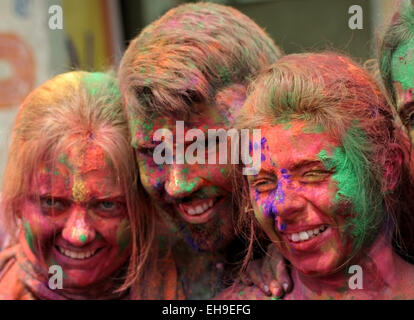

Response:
(79, 144), (106, 174)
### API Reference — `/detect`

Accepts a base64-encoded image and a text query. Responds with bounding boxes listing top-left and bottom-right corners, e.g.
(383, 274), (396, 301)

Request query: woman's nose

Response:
(62, 207), (96, 246)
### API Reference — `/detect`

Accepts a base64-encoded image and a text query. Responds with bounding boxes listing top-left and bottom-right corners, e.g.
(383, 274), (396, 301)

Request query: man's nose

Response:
(164, 163), (204, 198)
(62, 206), (96, 246)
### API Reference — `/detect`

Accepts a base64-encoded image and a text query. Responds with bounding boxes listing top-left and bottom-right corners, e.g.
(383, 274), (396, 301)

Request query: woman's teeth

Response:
(288, 225), (328, 243)
(184, 199), (214, 216)
(57, 246), (98, 260)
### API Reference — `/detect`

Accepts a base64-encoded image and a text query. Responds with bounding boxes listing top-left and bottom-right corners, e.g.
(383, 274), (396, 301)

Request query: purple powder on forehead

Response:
(261, 136), (267, 149)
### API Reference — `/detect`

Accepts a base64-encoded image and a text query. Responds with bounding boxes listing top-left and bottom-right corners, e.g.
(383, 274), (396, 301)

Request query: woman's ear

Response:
(383, 143), (403, 192)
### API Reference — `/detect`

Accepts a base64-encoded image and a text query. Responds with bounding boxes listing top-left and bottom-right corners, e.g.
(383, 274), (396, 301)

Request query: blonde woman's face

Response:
(20, 144), (131, 288)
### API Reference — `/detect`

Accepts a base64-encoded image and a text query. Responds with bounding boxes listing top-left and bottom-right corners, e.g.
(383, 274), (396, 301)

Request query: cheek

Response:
(203, 164), (232, 190)
(138, 158), (166, 195)
(301, 181), (338, 216)
(116, 218), (132, 255)
(250, 194), (279, 239)
(20, 202), (61, 252)
(95, 217), (131, 251)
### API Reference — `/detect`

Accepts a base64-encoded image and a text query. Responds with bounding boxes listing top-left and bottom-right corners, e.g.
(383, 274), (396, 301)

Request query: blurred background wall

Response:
(0, 0), (400, 182)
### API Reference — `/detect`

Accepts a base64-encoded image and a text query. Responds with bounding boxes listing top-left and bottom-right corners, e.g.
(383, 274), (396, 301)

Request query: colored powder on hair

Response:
(83, 72), (121, 100)
(23, 220), (35, 253)
(317, 126), (382, 251)
(302, 123), (325, 134)
(116, 218), (131, 254)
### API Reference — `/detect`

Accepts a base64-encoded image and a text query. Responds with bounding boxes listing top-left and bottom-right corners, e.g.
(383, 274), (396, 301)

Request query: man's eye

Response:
(137, 146), (155, 157)
(408, 112), (414, 127)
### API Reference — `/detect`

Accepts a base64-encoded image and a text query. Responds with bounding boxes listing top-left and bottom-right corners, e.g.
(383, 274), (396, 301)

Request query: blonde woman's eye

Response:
(40, 197), (67, 214)
(98, 201), (117, 211)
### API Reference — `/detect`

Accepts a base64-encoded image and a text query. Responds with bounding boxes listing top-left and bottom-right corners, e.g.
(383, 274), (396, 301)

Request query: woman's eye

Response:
(40, 197), (66, 214)
(251, 179), (276, 193)
(98, 201), (117, 211)
(99, 201), (116, 210)
(302, 170), (331, 182)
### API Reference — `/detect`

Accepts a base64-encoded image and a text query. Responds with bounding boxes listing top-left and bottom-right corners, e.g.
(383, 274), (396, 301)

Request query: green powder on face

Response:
(58, 152), (74, 172)
(282, 123), (292, 130)
(79, 234), (87, 243)
(129, 121), (140, 149)
(23, 220), (35, 253)
(391, 38), (414, 91)
(177, 177), (200, 194)
(317, 126), (382, 252)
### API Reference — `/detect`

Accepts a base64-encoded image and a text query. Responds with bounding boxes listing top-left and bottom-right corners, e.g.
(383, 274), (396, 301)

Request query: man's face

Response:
(129, 97), (243, 252)
(21, 144), (131, 288)
(391, 38), (414, 144)
(248, 121), (355, 276)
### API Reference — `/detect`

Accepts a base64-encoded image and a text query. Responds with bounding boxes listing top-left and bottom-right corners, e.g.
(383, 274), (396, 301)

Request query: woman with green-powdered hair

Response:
(219, 52), (414, 300)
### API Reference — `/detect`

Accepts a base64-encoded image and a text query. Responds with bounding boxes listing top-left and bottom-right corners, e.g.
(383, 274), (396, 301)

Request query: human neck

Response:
(173, 240), (230, 299)
(289, 233), (413, 299)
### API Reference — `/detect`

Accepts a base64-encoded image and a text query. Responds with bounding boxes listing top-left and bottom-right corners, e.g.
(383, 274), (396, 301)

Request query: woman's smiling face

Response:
(20, 143), (131, 288)
(248, 121), (355, 276)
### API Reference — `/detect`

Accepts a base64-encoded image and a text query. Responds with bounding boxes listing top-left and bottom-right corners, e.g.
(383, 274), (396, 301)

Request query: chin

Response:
(62, 272), (102, 288)
(292, 254), (345, 277)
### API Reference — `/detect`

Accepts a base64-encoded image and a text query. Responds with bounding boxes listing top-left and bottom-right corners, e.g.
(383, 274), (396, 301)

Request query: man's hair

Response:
(119, 2), (282, 120)
(379, 0), (414, 104)
(1, 71), (155, 292)
(236, 52), (414, 263)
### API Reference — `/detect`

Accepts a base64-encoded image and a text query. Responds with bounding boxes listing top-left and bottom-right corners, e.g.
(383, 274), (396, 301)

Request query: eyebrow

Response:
(258, 160), (324, 176)
(136, 140), (158, 148)
(289, 160), (324, 172)
(89, 194), (125, 201)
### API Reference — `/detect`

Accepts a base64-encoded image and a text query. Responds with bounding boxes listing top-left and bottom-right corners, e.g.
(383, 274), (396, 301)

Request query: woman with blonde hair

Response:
(0, 71), (156, 299)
